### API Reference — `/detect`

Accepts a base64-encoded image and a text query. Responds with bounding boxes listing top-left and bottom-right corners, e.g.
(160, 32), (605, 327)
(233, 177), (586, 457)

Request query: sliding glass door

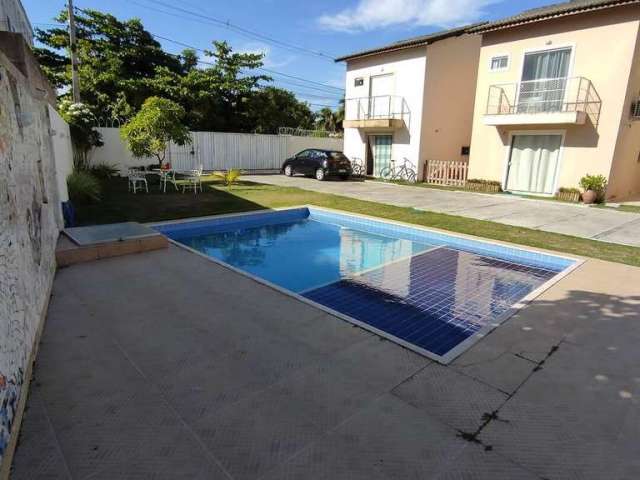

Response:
(506, 134), (562, 195)
(517, 48), (571, 113)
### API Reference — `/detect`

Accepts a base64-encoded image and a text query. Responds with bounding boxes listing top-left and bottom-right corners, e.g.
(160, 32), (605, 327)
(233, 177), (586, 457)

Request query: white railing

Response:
(425, 160), (468, 186)
(344, 95), (410, 127)
(486, 76), (602, 126)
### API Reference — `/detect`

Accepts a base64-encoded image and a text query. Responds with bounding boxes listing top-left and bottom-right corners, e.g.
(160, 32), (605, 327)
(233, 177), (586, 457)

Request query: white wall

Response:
(342, 47), (427, 174)
(90, 128), (344, 173)
(48, 105), (73, 202)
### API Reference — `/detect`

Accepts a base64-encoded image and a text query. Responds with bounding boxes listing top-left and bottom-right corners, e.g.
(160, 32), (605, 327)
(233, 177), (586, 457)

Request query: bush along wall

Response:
(464, 179), (503, 193)
(555, 187), (581, 203)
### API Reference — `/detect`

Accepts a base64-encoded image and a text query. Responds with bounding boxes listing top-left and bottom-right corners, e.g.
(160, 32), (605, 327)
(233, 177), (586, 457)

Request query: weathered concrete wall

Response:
(0, 48), (61, 475)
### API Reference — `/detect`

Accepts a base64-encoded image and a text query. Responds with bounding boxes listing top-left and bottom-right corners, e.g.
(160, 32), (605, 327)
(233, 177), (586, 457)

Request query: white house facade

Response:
(337, 27), (481, 181)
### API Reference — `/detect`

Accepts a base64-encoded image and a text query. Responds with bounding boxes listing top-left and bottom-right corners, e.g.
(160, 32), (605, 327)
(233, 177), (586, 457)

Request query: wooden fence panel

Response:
(424, 160), (468, 187)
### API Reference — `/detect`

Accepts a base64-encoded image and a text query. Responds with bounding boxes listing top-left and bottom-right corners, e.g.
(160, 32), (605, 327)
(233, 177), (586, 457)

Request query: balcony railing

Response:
(344, 95), (411, 128)
(486, 77), (601, 126)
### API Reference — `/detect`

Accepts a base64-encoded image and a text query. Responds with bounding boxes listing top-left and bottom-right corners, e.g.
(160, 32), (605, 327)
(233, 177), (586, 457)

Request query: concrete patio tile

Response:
(22, 344), (231, 480)
(595, 217), (640, 246)
(451, 340), (537, 395)
(433, 443), (540, 480)
(479, 342), (640, 480)
(10, 390), (71, 480)
(391, 363), (507, 434)
(261, 394), (467, 480)
(488, 208), (585, 229)
(245, 175), (640, 246)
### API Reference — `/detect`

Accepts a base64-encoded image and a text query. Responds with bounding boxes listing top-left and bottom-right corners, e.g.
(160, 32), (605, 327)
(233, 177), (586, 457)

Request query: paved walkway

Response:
(244, 175), (640, 247)
(12, 245), (640, 479)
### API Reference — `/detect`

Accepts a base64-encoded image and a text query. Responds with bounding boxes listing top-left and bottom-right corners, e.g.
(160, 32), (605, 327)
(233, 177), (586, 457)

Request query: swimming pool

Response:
(154, 207), (579, 363)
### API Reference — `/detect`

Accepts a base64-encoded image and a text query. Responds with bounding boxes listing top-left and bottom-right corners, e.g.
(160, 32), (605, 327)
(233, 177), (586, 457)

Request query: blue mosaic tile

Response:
(303, 248), (557, 358)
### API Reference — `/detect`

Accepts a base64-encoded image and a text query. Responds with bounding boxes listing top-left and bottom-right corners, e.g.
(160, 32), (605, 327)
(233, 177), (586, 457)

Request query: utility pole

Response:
(67, 0), (81, 102)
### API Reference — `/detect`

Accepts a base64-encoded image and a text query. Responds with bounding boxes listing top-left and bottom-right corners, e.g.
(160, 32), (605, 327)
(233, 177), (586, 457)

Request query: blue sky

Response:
(23, 0), (560, 109)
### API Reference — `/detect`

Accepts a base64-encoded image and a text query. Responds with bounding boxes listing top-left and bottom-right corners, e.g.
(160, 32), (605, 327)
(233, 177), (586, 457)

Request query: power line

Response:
(70, 6), (344, 93)
(134, 0), (338, 62)
(151, 33), (344, 93)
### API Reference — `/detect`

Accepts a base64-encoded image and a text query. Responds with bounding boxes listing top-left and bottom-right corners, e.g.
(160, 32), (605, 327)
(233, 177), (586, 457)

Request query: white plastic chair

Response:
(159, 169), (178, 193)
(181, 165), (203, 194)
(128, 169), (148, 194)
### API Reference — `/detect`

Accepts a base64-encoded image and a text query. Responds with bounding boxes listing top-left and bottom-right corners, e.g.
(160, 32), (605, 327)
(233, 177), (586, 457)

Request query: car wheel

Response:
(315, 168), (326, 181)
(284, 165), (293, 176)
(340, 174), (349, 180)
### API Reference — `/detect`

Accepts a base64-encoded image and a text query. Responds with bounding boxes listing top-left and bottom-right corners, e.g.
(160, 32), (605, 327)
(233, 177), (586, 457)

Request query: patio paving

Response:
(244, 175), (640, 247)
(11, 243), (640, 479)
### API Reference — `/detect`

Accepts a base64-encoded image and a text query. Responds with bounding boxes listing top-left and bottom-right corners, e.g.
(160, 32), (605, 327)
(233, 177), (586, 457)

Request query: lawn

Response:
(75, 176), (640, 267)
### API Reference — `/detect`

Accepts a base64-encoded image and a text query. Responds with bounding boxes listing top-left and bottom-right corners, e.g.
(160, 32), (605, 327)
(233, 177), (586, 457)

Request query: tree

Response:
(35, 8), (328, 133)
(314, 101), (345, 133)
(120, 97), (191, 167)
(247, 87), (315, 134)
(35, 8), (184, 119)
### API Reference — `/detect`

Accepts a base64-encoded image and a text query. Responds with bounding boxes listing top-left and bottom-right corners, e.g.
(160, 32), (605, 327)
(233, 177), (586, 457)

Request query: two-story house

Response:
(336, 26), (481, 180)
(467, 0), (640, 200)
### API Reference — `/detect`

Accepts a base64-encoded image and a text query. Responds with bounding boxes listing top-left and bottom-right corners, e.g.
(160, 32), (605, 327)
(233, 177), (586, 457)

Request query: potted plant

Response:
(579, 174), (607, 204)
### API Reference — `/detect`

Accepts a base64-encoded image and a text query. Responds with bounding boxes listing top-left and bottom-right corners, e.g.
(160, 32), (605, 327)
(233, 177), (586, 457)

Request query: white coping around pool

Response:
(150, 206), (585, 364)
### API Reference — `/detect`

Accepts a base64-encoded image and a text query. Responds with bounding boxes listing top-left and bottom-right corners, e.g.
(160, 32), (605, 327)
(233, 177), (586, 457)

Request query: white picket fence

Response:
(90, 128), (344, 173)
(424, 160), (469, 186)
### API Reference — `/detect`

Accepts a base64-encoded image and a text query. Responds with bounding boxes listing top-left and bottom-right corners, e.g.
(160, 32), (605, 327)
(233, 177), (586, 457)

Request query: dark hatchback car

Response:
(282, 149), (352, 181)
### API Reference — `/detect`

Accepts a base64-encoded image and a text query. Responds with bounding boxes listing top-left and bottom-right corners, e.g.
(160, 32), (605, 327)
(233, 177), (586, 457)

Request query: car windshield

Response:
(329, 152), (348, 161)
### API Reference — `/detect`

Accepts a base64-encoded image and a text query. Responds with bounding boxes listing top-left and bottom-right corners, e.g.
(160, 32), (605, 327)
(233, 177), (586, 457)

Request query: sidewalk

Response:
(244, 175), (640, 247)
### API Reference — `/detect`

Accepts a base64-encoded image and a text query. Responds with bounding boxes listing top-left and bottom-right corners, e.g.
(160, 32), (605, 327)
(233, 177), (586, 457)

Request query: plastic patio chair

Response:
(128, 169), (149, 194)
(159, 168), (178, 193)
(181, 165), (203, 194)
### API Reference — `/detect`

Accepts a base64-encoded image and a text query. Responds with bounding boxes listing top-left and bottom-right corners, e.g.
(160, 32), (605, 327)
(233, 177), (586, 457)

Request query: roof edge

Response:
(334, 23), (485, 63)
(468, 0), (640, 34)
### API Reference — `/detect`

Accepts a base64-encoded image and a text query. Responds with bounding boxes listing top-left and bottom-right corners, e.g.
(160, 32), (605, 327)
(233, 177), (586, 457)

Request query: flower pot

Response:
(582, 190), (598, 204)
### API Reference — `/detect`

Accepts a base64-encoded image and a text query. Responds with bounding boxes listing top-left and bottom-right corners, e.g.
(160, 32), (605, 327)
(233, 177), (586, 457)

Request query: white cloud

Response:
(317, 0), (502, 32)
(237, 42), (297, 68)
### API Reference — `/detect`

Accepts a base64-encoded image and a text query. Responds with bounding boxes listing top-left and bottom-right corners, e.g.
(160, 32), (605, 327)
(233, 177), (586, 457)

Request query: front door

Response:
(369, 74), (393, 118)
(505, 134), (562, 195)
(369, 135), (392, 177)
(518, 47), (571, 113)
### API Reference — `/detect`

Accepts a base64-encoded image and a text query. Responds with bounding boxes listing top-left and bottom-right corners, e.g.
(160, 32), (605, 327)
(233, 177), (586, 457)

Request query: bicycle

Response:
(379, 158), (417, 183)
(350, 157), (365, 177)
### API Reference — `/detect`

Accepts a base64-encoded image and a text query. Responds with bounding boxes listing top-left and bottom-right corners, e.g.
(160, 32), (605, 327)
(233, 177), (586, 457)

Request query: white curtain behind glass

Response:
(506, 135), (562, 194)
(518, 48), (571, 113)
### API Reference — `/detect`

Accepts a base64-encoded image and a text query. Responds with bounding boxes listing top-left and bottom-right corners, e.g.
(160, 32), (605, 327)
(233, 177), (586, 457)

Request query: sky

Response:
(23, 0), (561, 110)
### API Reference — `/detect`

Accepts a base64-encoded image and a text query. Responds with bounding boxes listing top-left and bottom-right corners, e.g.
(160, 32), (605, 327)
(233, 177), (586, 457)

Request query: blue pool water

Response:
(155, 208), (575, 362)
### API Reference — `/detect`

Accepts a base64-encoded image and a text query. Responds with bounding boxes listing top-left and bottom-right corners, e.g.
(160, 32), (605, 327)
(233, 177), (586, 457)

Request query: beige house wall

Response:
(468, 6), (640, 199)
(609, 17), (640, 200)
(420, 34), (481, 169)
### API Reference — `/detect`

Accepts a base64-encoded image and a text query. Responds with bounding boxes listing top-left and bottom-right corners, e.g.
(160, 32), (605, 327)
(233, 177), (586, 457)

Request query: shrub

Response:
(89, 163), (119, 180)
(67, 171), (101, 204)
(579, 174), (607, 192)
(555, 187), (581, 203)
(59, 100), (103, 170)
(465, 179), (502, 193)
(214, 169), (242, 187)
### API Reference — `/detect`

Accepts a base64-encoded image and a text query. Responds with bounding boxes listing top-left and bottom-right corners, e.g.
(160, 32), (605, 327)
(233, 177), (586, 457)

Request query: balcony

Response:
(484, 77), (601, 127)
(343, 95), (410, 130)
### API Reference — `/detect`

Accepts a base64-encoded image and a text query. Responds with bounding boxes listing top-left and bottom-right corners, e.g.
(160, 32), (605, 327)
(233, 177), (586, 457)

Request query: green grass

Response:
(75, 176), (640, 267)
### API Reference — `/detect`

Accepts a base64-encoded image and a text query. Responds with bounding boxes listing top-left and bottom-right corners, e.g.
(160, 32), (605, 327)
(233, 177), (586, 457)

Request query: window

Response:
(490, 55), (509, 71)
